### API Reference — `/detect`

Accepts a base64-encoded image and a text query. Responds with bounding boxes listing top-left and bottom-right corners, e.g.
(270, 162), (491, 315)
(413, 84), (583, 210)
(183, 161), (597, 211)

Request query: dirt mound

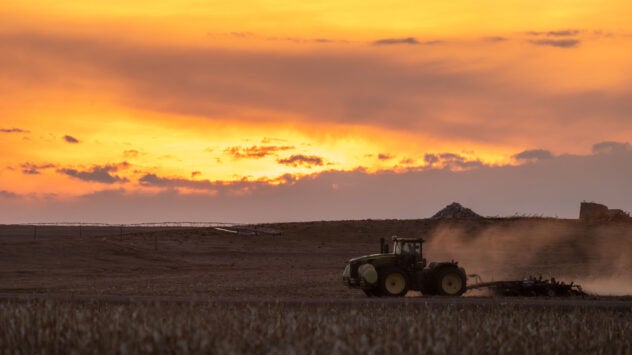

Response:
(432, 202), (482, 219)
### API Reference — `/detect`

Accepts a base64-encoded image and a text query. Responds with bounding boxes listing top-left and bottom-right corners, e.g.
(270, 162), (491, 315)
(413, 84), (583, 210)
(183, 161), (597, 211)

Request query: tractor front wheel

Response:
(379, 268), (409, 297)
(435, 267), (467, 296)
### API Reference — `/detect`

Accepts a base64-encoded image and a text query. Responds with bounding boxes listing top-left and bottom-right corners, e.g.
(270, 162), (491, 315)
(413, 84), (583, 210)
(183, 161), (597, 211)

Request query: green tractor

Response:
(342, 236), (467, 297)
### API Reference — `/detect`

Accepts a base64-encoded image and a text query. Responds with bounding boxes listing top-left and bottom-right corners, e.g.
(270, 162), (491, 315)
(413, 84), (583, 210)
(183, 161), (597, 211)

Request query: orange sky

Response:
(1, 1), (632, 221)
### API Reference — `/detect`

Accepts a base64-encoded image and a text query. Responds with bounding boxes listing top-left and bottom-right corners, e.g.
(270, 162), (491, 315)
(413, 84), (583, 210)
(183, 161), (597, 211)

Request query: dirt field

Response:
(1, 218), (631, 298)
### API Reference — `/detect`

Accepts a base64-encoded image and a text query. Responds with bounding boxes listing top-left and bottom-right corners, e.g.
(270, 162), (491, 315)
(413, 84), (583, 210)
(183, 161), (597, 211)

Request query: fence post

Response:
(120, 225), (123, 237)
(154, 234), (157, 251)
(33, 225), (37, 240)
(79, 225), (83, 238)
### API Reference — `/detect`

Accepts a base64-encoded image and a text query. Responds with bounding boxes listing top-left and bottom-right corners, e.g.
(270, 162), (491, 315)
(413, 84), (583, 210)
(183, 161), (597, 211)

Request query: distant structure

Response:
(432, 202), (482, 219)
(579, 201), (630, 222)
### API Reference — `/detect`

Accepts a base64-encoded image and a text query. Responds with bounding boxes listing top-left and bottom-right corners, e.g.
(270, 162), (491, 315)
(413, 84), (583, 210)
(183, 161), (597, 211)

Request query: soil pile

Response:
(432, 202), (482, 219)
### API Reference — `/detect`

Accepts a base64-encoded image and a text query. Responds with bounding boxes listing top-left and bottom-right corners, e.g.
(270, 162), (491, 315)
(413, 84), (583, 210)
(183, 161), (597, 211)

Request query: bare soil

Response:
(1, 218), (631, 300)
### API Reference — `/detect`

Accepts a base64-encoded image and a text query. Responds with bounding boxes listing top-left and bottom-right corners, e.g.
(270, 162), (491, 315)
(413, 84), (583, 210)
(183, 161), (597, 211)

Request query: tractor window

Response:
(401, 243), (413, 255)
(414, 243), (421, 256)
(393, 242), (401, 254)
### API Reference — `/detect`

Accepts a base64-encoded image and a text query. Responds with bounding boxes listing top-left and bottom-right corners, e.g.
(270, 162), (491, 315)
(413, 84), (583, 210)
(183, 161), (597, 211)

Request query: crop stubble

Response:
(0, 300), (630, 354)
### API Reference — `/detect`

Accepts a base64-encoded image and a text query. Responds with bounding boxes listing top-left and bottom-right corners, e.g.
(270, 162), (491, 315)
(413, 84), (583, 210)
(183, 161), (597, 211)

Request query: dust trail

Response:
(423, 219), (632, 296)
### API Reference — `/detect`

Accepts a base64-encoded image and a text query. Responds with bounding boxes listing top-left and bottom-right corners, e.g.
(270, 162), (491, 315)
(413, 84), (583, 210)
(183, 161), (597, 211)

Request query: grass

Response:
(1, 300), (630, 354)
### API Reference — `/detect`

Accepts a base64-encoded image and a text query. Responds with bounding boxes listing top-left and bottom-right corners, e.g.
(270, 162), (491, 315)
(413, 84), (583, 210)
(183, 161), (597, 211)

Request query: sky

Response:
(1, 1), (632, 223)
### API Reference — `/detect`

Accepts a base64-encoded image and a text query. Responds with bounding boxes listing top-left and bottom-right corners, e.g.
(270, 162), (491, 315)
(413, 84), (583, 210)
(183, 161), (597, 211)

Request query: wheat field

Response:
(1, 300), (630, 354)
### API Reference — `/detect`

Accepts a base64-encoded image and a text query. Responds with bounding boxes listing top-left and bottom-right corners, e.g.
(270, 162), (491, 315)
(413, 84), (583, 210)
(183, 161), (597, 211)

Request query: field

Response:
(1, 300), (630, 354)
(1, 218), (631, 353)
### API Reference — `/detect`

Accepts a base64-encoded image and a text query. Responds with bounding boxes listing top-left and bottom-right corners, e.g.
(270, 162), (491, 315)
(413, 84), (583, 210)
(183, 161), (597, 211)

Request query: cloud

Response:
(483, 36), (508, 42)
(526, 30), (581, 37)
(513, 149), (554, 161)
(592, 141), (631, 155)
(377, 153), (393, 160)
(63, 135), (80, 143)
(529, 39), (580, 48)
(422, 153), (484, 170)
(547, 30), (581, 37)
(123, 149), (139, 158)
(224, 145), (294, 159)
(372, 37), (420, 45)
(58, 163), (129, 183)
(138, 173), (272, 194)
(208, 32), (348, 45)
(0, 190), (19, 198)
(0, 128), (29, 133)
(139, 173), (215, 190)
(3, 32), (632, 150)
(424, 154), (439, 166)
(277, 154), (324, 167)
(4, 147), (632, 223)
(21, 162), (56, 175)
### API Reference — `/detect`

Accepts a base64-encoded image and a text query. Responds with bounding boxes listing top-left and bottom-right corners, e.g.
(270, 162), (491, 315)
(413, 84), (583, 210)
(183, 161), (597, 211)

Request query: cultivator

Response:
(467, 275), (587, 297)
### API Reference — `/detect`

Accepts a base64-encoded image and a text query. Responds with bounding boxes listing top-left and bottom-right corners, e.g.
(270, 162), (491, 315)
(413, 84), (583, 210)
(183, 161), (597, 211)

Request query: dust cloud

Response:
(423, 220), (632, 296)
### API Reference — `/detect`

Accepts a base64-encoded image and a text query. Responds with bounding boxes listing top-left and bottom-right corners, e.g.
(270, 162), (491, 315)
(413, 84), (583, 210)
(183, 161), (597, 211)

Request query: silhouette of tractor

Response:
(342, 237), (467, 297)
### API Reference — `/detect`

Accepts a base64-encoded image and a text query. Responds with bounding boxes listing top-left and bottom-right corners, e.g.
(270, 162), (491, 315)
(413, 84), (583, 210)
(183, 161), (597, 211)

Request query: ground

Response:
(1, 219), (630, 353)
(1, 218), (631, 298)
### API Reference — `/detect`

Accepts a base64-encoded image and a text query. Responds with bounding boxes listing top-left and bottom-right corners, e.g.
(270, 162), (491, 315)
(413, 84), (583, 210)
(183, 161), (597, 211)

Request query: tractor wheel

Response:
(435, 267), (467, 296)
(379, 268), (409, 297)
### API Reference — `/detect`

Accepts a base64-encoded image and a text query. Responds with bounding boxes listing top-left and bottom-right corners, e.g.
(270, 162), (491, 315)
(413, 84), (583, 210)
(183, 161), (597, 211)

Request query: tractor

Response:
(342, 236), (467, 297)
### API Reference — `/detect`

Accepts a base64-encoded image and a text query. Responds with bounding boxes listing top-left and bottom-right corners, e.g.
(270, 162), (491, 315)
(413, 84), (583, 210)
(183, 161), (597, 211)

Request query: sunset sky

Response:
(1, 1), (632, 223)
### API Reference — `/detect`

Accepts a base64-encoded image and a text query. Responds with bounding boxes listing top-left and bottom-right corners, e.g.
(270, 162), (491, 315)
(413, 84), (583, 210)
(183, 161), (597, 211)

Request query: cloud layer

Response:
(2, 143), (630, 223)
(3, 31), (631, 151)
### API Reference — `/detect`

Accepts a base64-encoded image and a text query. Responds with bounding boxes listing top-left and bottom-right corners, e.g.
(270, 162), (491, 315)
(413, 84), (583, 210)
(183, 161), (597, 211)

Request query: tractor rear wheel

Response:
(435, 267), (467, 296)
(379, 268), (409, 297)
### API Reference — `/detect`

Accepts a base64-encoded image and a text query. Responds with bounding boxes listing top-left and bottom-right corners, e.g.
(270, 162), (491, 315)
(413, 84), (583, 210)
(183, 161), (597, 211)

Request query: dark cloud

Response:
(191, 171), (201, 178)
(439, 153), (462, 160)
(58, 163), (129, 184)
(547, 30), (581, 37)
(373, 37), (420, 46)
(63, 135), (80, 143)
(377, 154), (392, 160)
(224, 145), (295, 159)
(0, 128), (29, 133)
(277, 155), (324, 167)
(529, 39), (580, 48)
(422, 153), (484, 170)
(483, 36), (508, 42)
(21, 162), (56, 175)
(424, 154), (439, 165)
(592, 141), (631, 155)
(0, 190), (19, 198)
(513, 149), (554, 161)
(138, 173), (271, 193)
(139, 173), (214, 190)
(526, 30), (581, 37)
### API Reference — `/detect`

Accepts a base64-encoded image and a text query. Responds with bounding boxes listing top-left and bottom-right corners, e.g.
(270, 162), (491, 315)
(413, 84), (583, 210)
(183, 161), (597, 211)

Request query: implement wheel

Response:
(379, 268), (409, 297)
(435, 267), (467, 296)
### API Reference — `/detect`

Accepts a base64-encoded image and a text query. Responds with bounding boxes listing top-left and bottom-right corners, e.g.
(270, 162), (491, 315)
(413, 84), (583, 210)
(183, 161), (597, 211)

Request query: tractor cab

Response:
(391, 237), (426, 269)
